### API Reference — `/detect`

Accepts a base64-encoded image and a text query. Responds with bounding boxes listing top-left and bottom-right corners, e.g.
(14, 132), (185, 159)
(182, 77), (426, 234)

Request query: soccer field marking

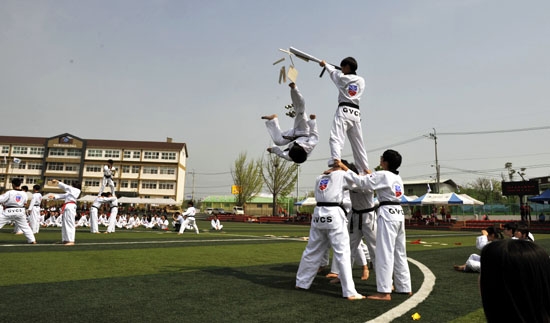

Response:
(366, 257), (436, 323)
(0, 233), (307, 248)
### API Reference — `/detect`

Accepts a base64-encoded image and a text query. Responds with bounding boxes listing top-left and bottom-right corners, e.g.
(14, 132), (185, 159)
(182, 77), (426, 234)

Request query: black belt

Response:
(316, 202), (347, 217)
(378, 201), (401, 207)
(92, 206), (99, 209)
(338, 102), (359, 109)
(350, 207), (376, 232)
(5, 206), (24, 209)
(104, 175), (112, 178)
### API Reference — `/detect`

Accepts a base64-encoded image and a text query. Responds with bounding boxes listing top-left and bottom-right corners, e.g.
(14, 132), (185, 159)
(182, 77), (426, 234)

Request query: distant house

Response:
(403, 179), (459, 197)
(201, 194), (295, 216)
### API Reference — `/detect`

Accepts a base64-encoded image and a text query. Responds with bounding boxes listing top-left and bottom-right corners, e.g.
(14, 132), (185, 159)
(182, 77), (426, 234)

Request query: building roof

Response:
(0, 134), (187, 156)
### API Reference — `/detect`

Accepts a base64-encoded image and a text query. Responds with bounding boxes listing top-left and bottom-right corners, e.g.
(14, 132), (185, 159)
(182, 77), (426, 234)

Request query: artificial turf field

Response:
(1, 221), (548, 323)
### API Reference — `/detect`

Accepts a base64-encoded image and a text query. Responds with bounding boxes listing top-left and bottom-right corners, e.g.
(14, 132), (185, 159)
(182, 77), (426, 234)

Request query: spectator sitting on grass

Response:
(211, 215), (223, 231)
(453, 226), (503, 272)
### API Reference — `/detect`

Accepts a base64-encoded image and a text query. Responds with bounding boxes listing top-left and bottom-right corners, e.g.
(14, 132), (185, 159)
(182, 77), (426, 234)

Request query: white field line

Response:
(366, 257), (436, 323)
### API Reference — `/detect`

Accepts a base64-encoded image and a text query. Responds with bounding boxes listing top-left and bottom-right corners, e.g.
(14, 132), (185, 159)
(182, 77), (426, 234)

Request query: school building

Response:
(0, 133), (188, 203)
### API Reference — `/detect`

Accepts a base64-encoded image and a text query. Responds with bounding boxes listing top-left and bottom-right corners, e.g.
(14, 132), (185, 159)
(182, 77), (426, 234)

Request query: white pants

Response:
(61, 205), (77, 243)
(29, 206), (41, 234)
(349, 211), (377, 267)
(465, 254), (481, 272)
(296, 225), (359, 298)
(265, 118), (295, 146)
(90, 207), (99, 233)
(375, 216), (411, 294)
(99, 177), (115, 195)
(329, 113), (369, 174)
(180, 217), (199, 234)
(106, 208), (118, 233)
(0, 208), (36, 243)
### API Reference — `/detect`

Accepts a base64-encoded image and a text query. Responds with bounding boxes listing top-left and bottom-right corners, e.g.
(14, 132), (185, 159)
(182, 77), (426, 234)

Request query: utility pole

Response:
(192, 169), (195, 201)
(428, 128), (441, 193)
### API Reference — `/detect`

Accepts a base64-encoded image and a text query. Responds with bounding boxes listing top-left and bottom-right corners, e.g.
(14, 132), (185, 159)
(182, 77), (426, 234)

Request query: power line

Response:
(439, 125), (550, 136)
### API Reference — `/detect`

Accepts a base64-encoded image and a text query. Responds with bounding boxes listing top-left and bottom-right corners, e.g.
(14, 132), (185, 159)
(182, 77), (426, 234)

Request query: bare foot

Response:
(367, 293), (392, 301)
(453, 265), (466, 271)
(261, 114), (277, 120)
(395, 291), (413, 296)
(326, 272), (338, 279)
(310, 114), (316, 119)
(347, 294), (366, 301)
(64, 242), (75, 246)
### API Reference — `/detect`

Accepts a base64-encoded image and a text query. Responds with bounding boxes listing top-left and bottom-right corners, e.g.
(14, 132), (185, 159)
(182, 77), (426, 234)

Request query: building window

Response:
(86, 165), (102, 172)
(144, 151), (159, 160)
(29, 147), (45, 156)
(159, 182), (174, 190)
(65, 164), (80, 172)
(120, 181), (129, 188)
(161, 152), (176, 160)
(15, 162), (26, 169)
(49, 148), (65, 156)
(131, 166), (140, 174)
(66, 149), (82, 157)
(141, 181), (157, 189)
(130, 181), (138, 189)
(121, 165), (130, 173)
(47, 162), (64, 171)
(88, 150), (103, 157)
(27, 163), (43, 170)
(105, 150), (120, 158)
(1, 146), (8, 154)
(13, 146), (28, 154)
(133, 151), (141, 159)
(159, 167), (176, 175)
(84, 180), (100, 187)
(26, 176), (40, 185)
(123, 151), (131, 159)
(143, 166), (158, 174)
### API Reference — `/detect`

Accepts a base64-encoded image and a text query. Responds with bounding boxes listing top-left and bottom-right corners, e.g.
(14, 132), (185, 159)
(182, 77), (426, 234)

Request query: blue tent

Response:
(528, 189), (550, 204)
(409, 193), (465, 205)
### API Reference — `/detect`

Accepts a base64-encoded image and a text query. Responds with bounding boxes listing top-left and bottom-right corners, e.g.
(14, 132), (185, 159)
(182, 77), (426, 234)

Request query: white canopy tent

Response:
(77, 196), (177, 205)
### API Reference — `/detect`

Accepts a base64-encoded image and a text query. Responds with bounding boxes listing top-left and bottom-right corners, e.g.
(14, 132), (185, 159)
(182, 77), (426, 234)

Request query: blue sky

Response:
(1, 0), (549, 199)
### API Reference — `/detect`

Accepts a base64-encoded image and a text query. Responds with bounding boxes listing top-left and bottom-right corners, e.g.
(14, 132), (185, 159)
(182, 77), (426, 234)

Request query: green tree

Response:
(262, 154), (298, 216)
(463, 178), (503, 203)
(231, 152), (264, 210)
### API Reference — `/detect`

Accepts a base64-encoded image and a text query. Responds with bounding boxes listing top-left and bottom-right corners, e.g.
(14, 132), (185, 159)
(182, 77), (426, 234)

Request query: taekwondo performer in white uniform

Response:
(262, 82), (319, 164)
(89, 193), (107, 234)
(295, 160), (365, 300)
(319, 57), (369, 174)
(179, 201), (199, 234)
(98, 159), (116, 196)
(27, 184), (43, 234)
(103, 192), (118, 234)
(48, 179), (81, 246)
(334, 150), (412, 301)
(0, 178), (37, 244)
(326, 163), (375, 282)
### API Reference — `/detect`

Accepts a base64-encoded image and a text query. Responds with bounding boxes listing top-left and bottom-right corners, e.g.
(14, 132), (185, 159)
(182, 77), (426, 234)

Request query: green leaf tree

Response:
(231, 152), (264, 210)
(261, 154), (298, 216)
